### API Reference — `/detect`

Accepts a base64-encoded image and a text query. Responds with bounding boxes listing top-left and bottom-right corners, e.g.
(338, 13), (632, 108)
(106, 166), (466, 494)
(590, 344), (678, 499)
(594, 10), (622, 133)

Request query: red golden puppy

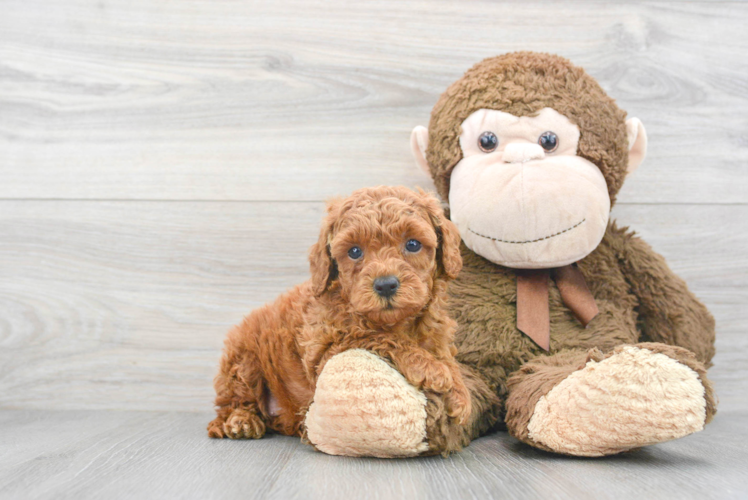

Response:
(208, 186), (470, 441)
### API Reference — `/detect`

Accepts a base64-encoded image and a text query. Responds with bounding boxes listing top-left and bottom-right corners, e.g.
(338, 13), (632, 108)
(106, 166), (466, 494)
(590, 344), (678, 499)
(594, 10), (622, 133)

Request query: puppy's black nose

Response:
(373, 276), (400, 298)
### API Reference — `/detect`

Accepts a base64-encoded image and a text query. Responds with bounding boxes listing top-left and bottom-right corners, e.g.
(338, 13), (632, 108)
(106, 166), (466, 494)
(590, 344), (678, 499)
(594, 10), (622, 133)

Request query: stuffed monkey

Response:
(304, 52), (716, 457)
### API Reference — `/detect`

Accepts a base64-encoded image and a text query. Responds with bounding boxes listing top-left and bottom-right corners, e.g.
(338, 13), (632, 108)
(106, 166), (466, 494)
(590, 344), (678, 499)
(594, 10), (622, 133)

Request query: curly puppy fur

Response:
(208, 186), (470, 440)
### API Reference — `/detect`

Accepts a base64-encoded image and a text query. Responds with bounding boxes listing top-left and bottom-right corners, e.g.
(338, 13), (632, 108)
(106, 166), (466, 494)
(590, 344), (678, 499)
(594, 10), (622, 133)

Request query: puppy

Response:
(208, 186), (470, 441)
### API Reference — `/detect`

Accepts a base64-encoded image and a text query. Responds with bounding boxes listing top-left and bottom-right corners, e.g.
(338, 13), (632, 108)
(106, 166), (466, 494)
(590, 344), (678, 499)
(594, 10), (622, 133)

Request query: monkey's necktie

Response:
(515, 265), (599, 351)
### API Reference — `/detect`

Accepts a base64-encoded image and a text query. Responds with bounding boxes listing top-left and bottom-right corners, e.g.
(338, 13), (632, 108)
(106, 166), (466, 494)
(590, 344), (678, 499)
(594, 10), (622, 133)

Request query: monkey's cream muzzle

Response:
(450, 152), (610, 269)
(447, 108), (610, 269)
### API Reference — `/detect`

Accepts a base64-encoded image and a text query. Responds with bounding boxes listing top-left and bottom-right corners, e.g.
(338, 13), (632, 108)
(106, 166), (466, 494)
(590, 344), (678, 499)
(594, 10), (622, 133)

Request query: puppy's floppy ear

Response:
(436, 216), (462, 279)
(418, 189), (462, 280)
(309, 198), (341, 296)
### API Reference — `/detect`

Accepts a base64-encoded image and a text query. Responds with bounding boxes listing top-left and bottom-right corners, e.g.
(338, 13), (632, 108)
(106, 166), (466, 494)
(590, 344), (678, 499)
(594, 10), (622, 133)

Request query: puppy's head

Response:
(309, 186), (462, 325)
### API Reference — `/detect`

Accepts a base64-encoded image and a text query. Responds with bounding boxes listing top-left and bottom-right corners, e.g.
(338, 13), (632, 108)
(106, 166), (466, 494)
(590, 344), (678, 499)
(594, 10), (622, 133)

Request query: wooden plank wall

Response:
(1, 0), (746, 413)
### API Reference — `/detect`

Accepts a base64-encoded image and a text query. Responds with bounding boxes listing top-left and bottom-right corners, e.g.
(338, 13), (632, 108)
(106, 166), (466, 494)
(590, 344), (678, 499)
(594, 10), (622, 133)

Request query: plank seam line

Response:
(0, 199), (745, 206)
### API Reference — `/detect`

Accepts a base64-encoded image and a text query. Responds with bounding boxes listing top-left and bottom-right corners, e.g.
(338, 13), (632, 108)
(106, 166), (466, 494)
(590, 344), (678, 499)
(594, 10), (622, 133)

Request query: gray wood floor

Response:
(1, 410), (747, 500)
(1, 0), (747, 498)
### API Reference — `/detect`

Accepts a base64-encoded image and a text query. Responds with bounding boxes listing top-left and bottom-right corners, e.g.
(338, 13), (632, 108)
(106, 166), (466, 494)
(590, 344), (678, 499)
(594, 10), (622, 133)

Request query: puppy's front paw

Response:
(222, 409), (266, 439)
(419, 362), (454, 393)
(445, 383), (472, 425)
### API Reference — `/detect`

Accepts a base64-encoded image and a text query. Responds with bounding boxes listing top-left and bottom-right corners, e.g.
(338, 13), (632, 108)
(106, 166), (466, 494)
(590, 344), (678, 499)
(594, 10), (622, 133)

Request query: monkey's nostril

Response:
(373, 276), (400, 298)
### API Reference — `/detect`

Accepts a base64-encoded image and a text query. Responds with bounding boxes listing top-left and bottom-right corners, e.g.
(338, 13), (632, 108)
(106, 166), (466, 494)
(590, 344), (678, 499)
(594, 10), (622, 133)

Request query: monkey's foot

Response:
(523, 344), (716, 457)
(304, 349), (429, 457)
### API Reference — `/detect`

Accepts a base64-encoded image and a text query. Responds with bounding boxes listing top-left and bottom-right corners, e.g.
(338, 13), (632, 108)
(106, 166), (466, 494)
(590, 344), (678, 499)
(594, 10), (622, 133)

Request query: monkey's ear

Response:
(626, 117), (647, 175)
(309, 199), (341, 296)
(410, 126), (431, 175)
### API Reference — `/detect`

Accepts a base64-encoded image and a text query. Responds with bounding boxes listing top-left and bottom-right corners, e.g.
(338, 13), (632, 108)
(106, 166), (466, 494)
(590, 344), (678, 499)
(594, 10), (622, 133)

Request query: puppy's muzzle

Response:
(373, 275), (400, 298)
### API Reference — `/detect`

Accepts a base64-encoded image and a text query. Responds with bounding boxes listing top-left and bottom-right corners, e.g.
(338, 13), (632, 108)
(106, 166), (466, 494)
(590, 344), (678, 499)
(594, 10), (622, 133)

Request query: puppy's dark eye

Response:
(405, 239), (422, 253)
(538, 131), (558, 152)
(348, 246), (363, 260)
(478, 131), (499, 153)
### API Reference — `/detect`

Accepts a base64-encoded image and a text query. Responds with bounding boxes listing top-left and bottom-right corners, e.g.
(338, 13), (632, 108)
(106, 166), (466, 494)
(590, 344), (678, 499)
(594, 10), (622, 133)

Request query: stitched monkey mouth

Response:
(468, 219), (586, 245)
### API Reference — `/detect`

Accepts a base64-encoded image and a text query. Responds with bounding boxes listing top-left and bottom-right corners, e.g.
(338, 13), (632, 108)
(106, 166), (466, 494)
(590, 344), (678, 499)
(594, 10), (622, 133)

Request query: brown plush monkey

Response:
(304, 52), (716, 457)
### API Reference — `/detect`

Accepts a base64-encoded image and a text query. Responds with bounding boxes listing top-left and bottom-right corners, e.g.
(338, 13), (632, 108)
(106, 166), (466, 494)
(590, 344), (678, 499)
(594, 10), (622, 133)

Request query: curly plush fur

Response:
(419, 52), (717, 454)
(207, 186), (472, 440)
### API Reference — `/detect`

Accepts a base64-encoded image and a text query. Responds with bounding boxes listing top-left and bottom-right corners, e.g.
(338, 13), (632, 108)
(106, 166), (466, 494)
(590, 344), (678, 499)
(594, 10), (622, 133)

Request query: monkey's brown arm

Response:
(616, 228), (715, 366)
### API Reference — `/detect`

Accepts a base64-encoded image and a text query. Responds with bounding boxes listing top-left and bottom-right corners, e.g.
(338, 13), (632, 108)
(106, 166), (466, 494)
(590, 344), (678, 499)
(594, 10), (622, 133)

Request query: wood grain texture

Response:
(0, 201), (744, 412)
(0, 0), (746, 496)
(1, 0), (747, 203)
(0, 409), (746, 500)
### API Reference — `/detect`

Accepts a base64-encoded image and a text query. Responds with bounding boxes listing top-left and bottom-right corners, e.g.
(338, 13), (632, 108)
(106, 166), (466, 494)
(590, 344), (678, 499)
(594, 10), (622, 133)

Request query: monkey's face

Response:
(448, 108), (610, 269)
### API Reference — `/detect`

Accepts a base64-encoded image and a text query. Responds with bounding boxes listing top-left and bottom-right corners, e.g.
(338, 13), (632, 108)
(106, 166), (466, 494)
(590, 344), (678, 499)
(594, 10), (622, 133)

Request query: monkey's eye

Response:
(478, 131), (499, 153)
(538, 131), (559, 152)
(405, 239), (422, 253)
(348, 246), (363, 260)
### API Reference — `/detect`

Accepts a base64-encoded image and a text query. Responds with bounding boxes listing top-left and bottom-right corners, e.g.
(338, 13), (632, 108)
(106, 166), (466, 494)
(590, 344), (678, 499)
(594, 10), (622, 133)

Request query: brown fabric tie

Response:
(516, 264), (599, 351)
